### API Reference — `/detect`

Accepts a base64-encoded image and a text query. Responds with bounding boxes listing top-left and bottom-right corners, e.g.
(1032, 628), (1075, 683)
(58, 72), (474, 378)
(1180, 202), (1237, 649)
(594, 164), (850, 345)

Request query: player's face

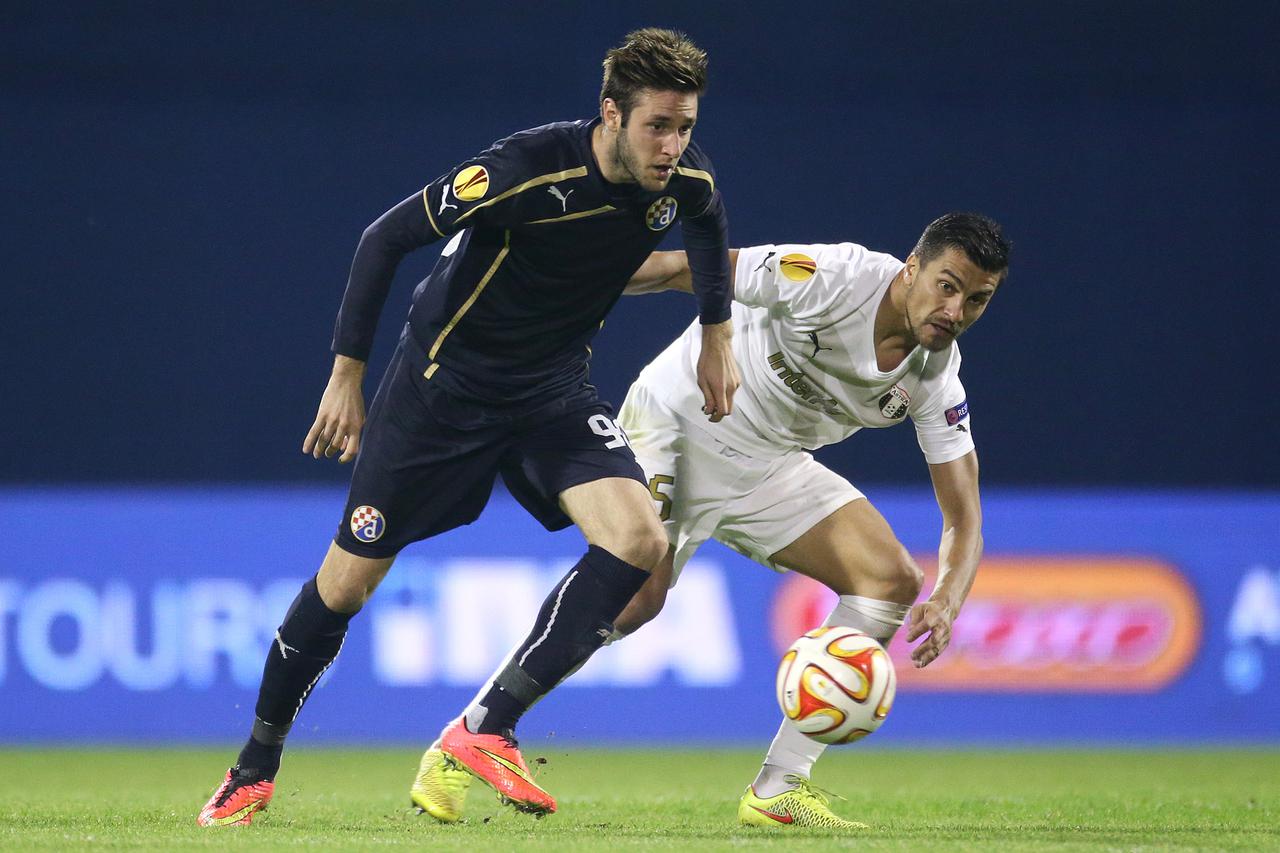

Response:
(606, 89), (698, 191)
(902, 247), (1001, 351)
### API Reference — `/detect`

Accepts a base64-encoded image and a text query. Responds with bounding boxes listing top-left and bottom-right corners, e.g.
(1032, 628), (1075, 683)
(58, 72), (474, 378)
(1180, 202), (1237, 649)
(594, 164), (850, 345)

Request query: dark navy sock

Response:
(246, 576), (356, 764)
(474, 546), (649, 735)
(235, 735), (284, 780)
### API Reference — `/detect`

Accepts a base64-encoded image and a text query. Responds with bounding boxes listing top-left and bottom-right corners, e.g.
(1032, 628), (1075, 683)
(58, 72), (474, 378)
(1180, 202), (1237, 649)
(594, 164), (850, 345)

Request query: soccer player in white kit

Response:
(615, 212), (1010, 829)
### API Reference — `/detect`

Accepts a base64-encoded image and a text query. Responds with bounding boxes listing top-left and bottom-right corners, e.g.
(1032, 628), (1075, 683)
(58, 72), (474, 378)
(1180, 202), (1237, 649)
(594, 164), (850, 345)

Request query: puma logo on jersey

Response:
(438, 184), (458, 215)
(548, 185), (574, 212)
(754, 251), (776, 273)
(805, 331), (832, 359)
(767, 352), (842, 415)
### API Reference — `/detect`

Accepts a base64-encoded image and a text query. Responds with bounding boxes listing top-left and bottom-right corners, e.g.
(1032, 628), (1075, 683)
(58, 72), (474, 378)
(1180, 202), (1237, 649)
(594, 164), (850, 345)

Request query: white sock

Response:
(751, 594), (909, 798)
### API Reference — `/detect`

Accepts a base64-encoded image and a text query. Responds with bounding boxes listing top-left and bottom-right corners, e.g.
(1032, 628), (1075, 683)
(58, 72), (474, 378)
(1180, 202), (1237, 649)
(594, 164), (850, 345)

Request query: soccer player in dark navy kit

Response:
(198, 29), (739, 827)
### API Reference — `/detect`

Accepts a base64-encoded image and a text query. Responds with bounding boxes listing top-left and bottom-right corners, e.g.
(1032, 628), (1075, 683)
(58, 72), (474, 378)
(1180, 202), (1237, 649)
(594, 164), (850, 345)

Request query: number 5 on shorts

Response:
(647, 474), (674, 521)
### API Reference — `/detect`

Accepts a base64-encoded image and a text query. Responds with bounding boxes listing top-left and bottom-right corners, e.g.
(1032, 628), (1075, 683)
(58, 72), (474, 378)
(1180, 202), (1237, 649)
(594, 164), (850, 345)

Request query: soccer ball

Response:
(776, 626), (897, 744)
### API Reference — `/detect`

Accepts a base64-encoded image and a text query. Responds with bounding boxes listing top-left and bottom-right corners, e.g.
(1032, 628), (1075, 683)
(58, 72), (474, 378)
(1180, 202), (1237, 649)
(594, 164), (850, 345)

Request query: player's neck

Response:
(874, 270), (916, 372)
(591, 123), (629, 185)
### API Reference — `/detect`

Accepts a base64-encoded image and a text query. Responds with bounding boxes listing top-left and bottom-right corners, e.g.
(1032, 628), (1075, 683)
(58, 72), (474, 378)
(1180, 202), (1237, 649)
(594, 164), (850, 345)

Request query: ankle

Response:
(236, 735), (283, 780)
(752, 765), (805, 798)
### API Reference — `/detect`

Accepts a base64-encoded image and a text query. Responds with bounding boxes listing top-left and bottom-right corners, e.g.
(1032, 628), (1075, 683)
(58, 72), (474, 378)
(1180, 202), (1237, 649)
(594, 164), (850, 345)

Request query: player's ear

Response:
(904, 253), (919, 286)
(601, 98), (622, 132)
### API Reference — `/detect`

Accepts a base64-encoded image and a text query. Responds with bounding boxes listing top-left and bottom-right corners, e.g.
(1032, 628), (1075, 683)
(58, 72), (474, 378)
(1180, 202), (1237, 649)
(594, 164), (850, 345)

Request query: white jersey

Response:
(634, 242), (975, 463)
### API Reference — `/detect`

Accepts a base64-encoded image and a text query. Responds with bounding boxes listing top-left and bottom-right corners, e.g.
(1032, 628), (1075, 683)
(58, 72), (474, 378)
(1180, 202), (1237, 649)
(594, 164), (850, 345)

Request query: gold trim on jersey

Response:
(422, 363), (439, 380)
(675, 166), (714, 192)
(454, 167), (589, 227)
(525, 204), (616, 225)
(422, 187), (445, 238)
(427, 229), (511, 361)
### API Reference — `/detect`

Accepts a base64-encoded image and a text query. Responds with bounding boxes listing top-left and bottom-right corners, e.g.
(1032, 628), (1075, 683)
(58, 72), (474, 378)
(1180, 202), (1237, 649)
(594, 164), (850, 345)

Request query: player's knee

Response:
(597, 523), (668, 572)
(835, 545), (922, 605)
(879, 547), (924, 604)
(318, 548), (393, 613)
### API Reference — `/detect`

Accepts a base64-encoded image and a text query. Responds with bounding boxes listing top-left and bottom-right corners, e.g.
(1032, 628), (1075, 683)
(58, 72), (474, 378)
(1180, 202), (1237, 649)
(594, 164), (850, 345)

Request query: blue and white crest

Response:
(645, 196), (678, 231)
(350, 505), (385, 542)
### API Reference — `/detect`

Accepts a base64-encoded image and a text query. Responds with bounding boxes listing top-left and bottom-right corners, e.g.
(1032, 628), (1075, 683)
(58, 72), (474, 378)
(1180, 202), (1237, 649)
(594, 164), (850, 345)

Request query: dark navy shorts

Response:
(334, 339), (646, 558)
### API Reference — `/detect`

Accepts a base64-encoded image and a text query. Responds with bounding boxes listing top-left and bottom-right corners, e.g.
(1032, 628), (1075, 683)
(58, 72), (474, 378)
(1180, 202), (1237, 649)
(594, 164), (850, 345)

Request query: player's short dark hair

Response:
(600, 28), (708, 123)
(913, 213), (1012, 283)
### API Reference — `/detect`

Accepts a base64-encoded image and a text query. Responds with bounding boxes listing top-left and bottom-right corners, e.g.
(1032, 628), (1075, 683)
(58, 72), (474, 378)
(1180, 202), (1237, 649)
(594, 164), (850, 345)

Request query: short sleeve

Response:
(734, 243), (863, 320)
(910, 352), (975, 464)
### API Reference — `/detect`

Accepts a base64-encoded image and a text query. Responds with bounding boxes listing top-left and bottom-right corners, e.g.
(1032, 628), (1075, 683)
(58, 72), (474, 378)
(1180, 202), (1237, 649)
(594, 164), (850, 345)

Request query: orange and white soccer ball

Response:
(776, 626), (897, 744)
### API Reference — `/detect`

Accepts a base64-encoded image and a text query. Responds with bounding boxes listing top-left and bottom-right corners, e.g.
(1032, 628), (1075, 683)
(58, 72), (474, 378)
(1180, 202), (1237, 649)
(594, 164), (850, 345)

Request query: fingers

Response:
(709, 385), (733, 420)
(698, 380), (721, 423)
(304, 414), (362, 461)
(699, 383), (736, 422)
(717, 379), (737, 417)
(903, 604), (929, 641)
(338, 431), (361, 464)
(912, 640), (940, 668)
(302, 418), (325, 455)
(906, 603), (952, 668)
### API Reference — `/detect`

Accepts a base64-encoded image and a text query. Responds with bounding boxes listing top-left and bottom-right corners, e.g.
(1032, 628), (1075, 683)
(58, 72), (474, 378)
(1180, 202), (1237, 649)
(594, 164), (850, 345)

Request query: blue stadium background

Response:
(2, 2), (1277, 745)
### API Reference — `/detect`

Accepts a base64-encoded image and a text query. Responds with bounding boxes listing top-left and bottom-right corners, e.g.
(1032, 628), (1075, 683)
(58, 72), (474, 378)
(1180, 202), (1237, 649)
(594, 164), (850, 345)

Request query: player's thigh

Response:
(619, 382), (737, 581)
(335, 344), (505, 561)
(770, 497), (922, 602)
(506, 400), (666, 568)
(559, 476), (667, 570)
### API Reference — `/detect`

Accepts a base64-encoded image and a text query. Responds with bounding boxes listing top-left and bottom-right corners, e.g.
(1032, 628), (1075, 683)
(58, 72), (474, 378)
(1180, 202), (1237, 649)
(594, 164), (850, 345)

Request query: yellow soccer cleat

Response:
(410, 740), (474, 822)
(737, 777), (868, 830)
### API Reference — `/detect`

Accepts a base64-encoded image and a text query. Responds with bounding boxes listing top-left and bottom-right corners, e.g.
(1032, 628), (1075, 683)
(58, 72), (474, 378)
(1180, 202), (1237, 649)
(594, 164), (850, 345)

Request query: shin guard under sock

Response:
(239, 576), (356, 776)
(470, 545), (649, 734)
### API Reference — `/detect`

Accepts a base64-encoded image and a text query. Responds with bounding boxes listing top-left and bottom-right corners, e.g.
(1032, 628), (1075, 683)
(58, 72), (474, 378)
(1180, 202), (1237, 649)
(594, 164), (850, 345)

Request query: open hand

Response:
(905, 600), (955, 668)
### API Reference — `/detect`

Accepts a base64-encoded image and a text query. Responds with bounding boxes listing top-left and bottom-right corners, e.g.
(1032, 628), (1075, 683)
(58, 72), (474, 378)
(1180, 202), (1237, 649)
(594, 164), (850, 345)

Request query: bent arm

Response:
(331, 192), (439, 362)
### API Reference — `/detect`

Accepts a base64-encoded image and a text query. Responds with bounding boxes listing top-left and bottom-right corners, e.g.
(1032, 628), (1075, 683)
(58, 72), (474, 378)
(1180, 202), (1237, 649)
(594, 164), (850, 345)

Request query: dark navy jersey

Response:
(331, 118), (731, 403)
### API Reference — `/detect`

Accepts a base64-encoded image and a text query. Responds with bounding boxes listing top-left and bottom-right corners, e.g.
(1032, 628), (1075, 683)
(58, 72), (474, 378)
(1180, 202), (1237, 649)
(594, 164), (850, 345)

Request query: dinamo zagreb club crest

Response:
(646, 196), (678, 231)
(350, 505), (385, 542)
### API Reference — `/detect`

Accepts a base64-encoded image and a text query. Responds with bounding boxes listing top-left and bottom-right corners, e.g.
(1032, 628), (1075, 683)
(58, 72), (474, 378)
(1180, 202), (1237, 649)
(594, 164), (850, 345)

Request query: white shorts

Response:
(618, 383), (864, 585)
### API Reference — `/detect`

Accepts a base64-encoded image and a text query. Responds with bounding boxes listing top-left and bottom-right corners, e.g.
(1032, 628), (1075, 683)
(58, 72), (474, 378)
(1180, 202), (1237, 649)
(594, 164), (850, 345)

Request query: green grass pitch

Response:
(2, 746), (1276, 850)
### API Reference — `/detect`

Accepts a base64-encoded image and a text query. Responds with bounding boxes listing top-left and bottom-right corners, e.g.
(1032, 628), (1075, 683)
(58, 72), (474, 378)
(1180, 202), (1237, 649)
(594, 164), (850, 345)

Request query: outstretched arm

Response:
(906, 450), (984, 667)
(623, 249), (740, 295)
